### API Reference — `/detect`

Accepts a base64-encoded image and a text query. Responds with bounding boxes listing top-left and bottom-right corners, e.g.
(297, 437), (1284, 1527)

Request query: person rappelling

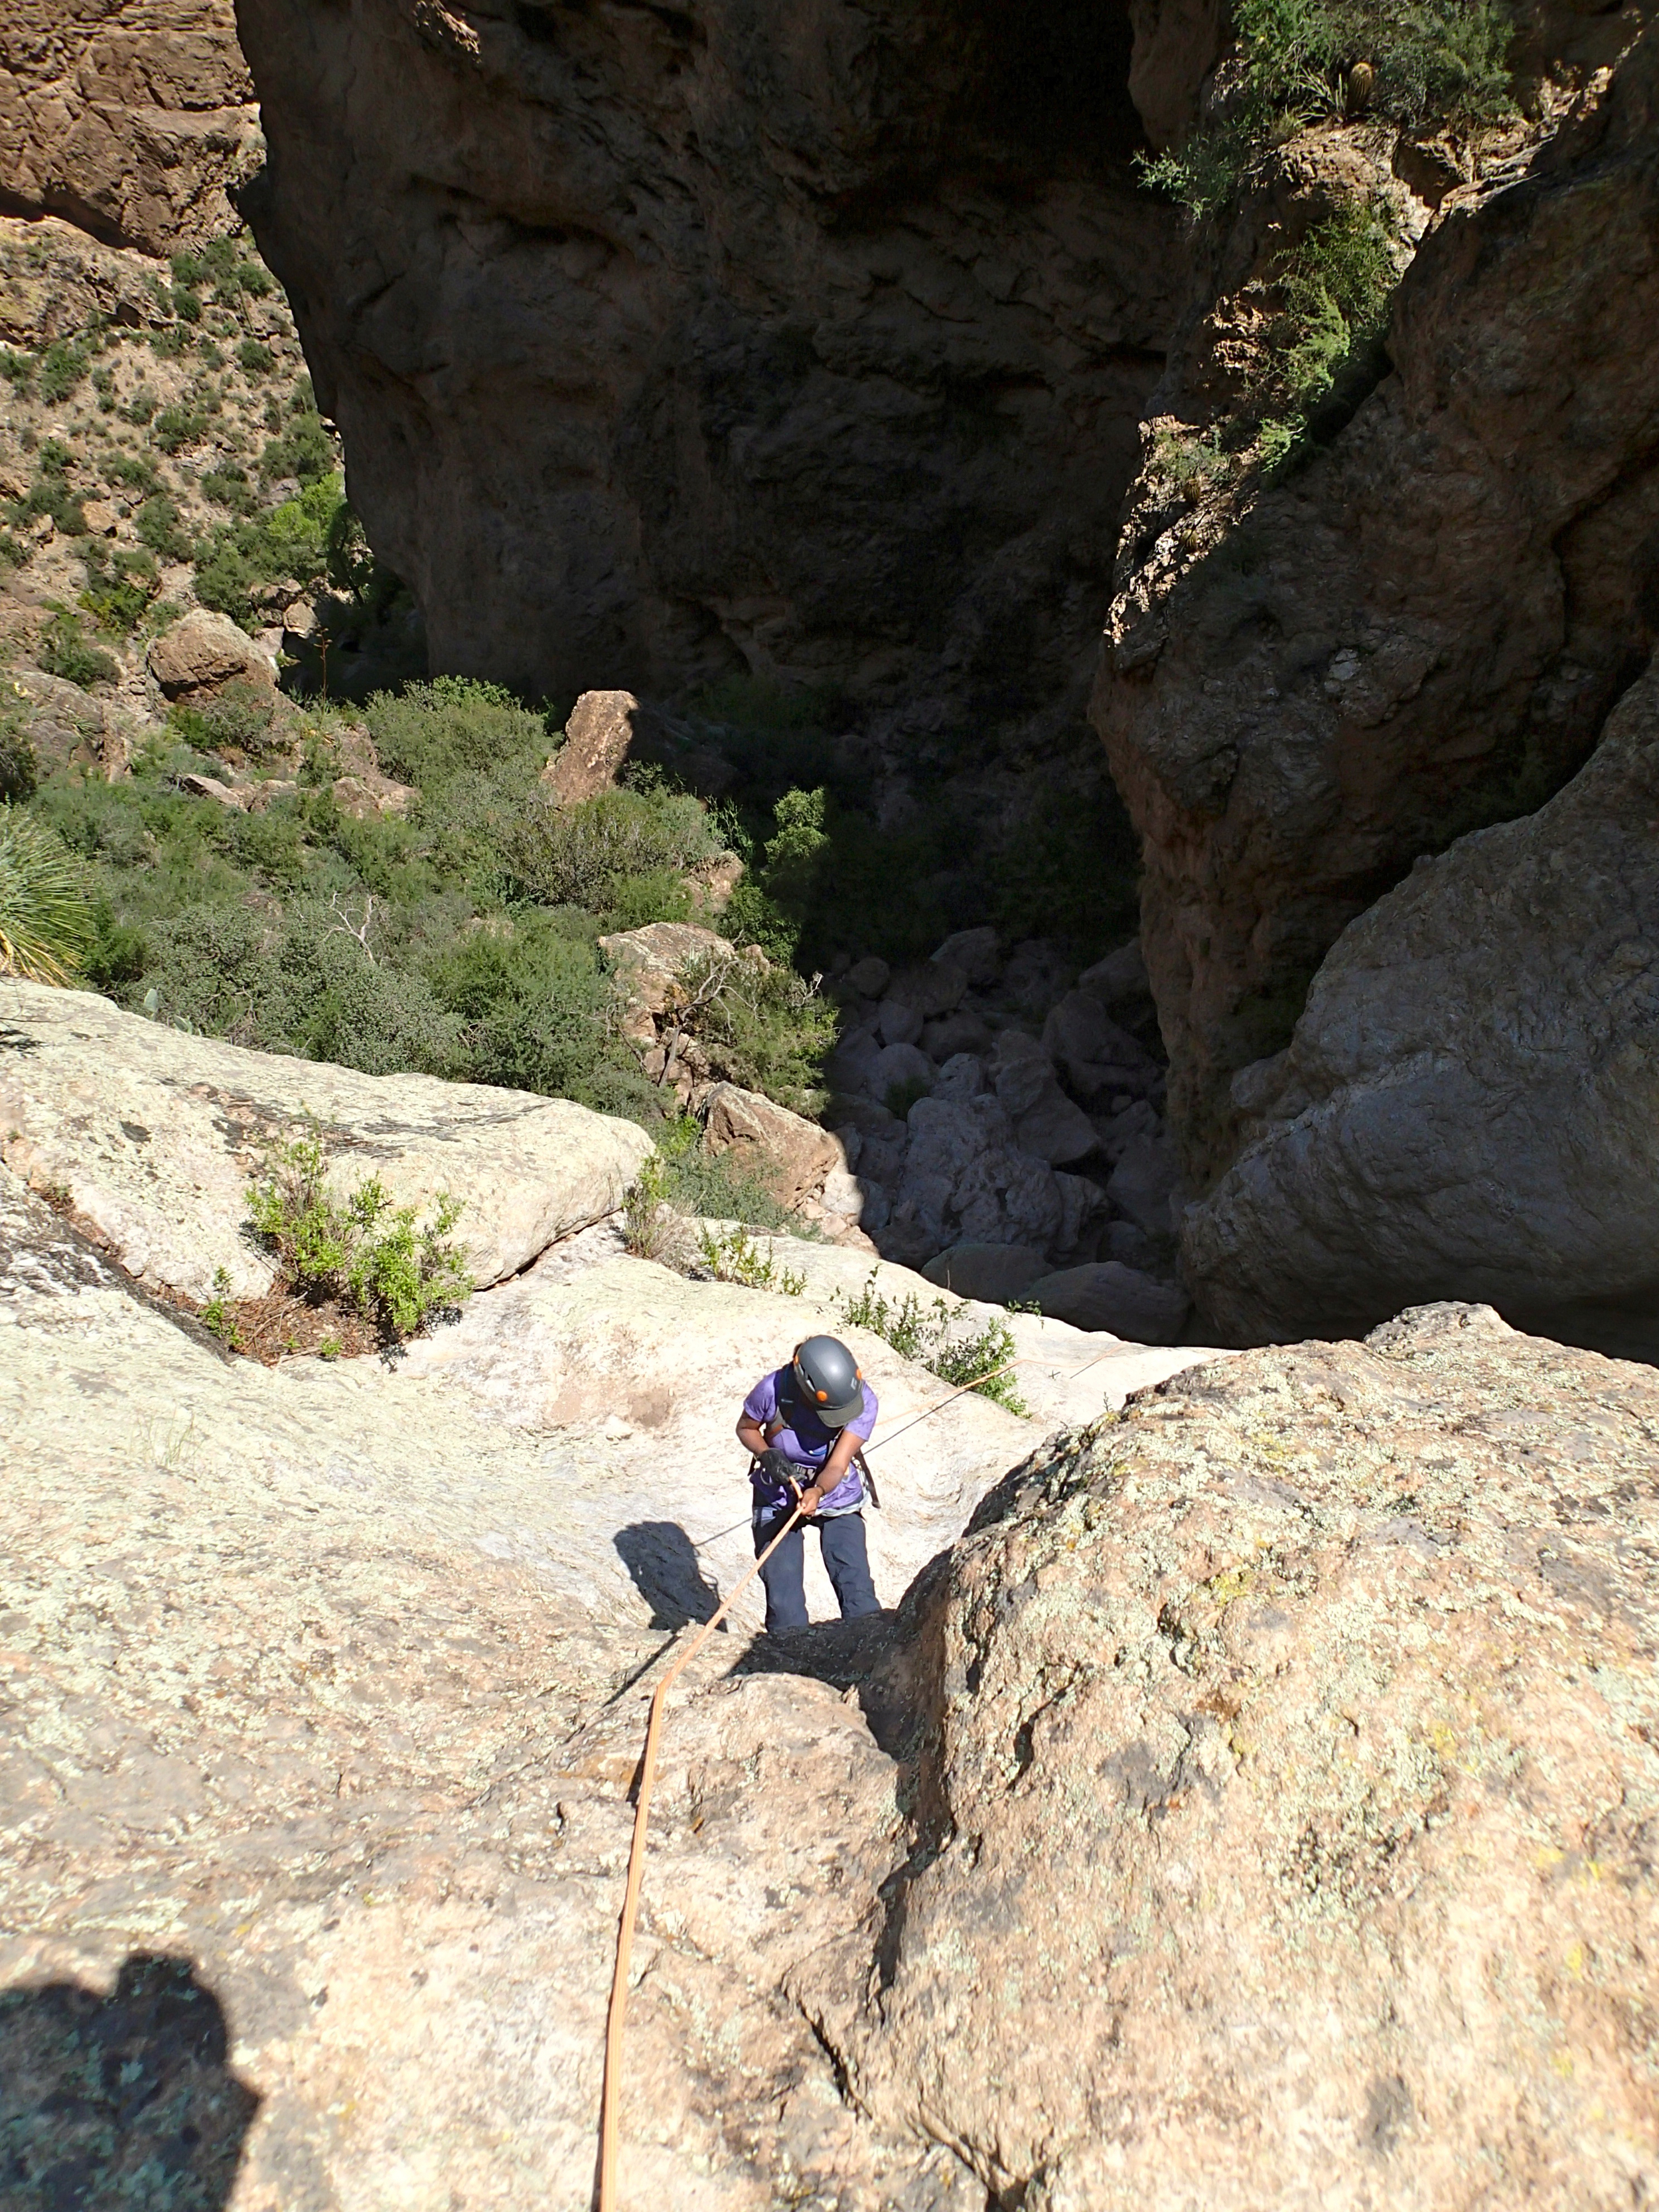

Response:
(736, 1334), (882, 1633)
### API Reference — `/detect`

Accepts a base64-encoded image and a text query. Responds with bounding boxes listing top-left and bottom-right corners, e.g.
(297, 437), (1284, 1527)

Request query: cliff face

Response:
(1094, 13), (1659, 1188)
(234, 0), (1183, 724)
(0, 0), (258, 252)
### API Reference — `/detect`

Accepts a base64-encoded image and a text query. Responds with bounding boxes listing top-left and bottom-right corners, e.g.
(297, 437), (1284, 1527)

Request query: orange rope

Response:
(595, 1337), (1125, 2204)
(596, 1497), (804, 2211)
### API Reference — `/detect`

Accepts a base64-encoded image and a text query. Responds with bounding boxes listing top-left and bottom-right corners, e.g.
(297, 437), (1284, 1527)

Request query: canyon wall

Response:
(0, 0), (259, 252)
(1096, 11), (1659, 1192)
(234, 0), (1183, 728)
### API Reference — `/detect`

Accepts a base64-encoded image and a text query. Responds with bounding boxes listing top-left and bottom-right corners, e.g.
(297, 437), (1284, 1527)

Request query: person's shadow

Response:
(0, 1951), (259, 2208)
(613, 1520), (726, 1631)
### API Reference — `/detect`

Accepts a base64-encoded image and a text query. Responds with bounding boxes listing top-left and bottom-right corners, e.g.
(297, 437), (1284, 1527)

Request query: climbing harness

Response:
(595, 1335), (1128, 2210)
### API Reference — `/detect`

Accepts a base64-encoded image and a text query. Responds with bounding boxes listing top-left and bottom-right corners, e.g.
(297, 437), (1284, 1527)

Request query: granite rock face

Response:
(820, 1300), (1659, 2209)
(0, 0), (258, 252)
(0, 979), (652, 1298)
(1094, 18), (1659, 1185)
(1183, 660), (1659, 1361)
(235, 0), (1181, 721)
(7, 1120), (1653, 2207)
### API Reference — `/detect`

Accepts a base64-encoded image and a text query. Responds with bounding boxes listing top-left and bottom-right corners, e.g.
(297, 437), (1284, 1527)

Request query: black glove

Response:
(753, 1447), (796, 1495)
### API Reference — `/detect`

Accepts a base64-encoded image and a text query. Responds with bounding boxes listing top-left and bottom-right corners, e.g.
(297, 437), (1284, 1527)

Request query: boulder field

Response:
(3, 1007), (1656, 2207)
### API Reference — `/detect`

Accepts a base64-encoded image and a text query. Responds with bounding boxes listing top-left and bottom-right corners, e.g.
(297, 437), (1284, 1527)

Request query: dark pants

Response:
(753, 1507), (879, 1633)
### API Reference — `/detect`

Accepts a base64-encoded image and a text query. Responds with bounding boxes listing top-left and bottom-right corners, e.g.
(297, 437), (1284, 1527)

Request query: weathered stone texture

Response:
(1094, 21), (1659, 1187)
(0, 0), (259, 253)
(1183, 659), (1659, 1360)
(235, 0), (1181, 723)
(819, 1300), (1659, 2209)
(0, 978), (652, 1297)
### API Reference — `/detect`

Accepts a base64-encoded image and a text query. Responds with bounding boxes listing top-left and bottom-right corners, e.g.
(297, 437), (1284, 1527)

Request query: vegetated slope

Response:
(0, 208), (421, 719)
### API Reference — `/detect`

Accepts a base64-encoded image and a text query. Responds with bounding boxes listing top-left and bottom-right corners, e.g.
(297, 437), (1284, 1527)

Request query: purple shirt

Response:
(743, 1365), (877, 1516)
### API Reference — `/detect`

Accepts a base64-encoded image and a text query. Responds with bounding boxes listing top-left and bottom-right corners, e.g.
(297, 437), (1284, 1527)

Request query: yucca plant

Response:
(0, 807), (95, 984)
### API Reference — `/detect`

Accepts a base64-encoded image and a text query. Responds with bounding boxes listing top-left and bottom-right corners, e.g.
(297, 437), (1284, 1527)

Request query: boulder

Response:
(930, 926), (1000, 986)
(921, 1007), (992, 1060)
(1041, 988), (1160, 1100)
(0, 980), (652, 1301)
(932, 1051), (988, 1101)
(1183, 662), (1659, 1361)
(331, 771), (415, 820)
(685, 850), (744, 913)
(700, 1082), (842, 1209)
(1076, 936), (1151, 1008)
(867, 1041), (934, 1106)
(822, 1301), (1659, 2207)
(0, 1169), (1039, 2210)
(541, 688), (733, 806)
(146, 609), (275, 700)
(175, 770), (248, 808)
(597, 921), (755, 1044)
(1024, 1259), (1190, 1341)
(845, 954), (891, 999)
(873, 996), (924, 1048)
(989, 1031), (1098, 1167)
(1107, 1125), (1181, 1236)
(887, 960), (968, 1019)
(998, 937), (1072, 1014)
(922, 1242), (1048, 1305)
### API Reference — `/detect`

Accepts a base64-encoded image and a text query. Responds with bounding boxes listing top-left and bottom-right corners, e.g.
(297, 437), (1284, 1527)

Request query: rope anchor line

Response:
(595, 1336), (1128, 2209)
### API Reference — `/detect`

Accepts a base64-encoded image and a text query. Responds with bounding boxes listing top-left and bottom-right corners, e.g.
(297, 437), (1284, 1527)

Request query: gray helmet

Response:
(791, 1335), (865, 1428)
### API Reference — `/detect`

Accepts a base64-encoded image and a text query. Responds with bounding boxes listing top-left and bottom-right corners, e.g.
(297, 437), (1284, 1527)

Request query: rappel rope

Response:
(595, 1333), (1130, 2211)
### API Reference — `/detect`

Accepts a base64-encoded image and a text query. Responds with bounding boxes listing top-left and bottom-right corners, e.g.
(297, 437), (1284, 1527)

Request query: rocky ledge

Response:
(5, 1100), (1654, 2205)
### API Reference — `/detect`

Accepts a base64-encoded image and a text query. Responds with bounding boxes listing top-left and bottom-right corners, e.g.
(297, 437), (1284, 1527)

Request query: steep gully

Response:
(7, 0), (1658, 1353)
(230, 0), (1659, 1359)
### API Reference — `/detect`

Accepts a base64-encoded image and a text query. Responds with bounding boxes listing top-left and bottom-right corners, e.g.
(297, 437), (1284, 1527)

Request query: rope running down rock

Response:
(595, 1339), (1125, 2208)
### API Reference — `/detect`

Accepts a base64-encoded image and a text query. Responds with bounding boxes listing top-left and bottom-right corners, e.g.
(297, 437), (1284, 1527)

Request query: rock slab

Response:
(0, 980), (652, 1298)
(1184, 661), (1659, 1361)
(819, 1301), (1659, 2208)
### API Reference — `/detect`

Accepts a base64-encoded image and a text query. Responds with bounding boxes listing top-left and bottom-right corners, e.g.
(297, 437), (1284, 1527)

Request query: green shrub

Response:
(200, 463), (257, 514)
(694, 1223), (806, 1294)
(135, 492), (195, 562)
(0, 808), (95, 983)
(0, 709), (37, 803)
(193, 475), (344, 625)
(259, 407), (334, 485)
(38, 612), (120, 687)
(238, 338), (275, 378)
(423, 913), (640, 1107)
(80, 544), (161, 634)
(169, 677), (277, 756)
(833, 1269), (1027, 1414)
(885, 1073), (931, 1120)
(366, 676), (549, 793)
(138, 899), (467, 1073)
(235, 260), (273, 299)
(1139, 0), (1516, 217)
(124, 389), (159, 425)
(620, 1152), (683, 1262)
(8, 445), (87, 537)
(37, 340), (91, 404)
(149, 326), (193, 359)
(107, 453), (162, 494)
(153, 404), (208, 455)
(0, 348), (33, 396)
(249, 1124), (472, 1337)
(1271, 198), (1397, 420)
(513, 784), (723, 916)
(651, 1113), (803, 1230)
